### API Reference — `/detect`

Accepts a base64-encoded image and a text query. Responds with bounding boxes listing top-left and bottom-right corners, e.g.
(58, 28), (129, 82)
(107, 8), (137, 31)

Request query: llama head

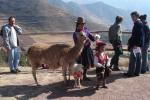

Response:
(76, 31), (86, 44)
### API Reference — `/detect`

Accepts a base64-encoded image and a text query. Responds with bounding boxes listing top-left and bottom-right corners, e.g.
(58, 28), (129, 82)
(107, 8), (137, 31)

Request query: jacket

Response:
(2, 24), (22, 49)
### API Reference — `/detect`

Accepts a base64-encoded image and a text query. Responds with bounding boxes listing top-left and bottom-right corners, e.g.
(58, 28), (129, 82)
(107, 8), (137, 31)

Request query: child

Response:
(94, 41), (111, 90)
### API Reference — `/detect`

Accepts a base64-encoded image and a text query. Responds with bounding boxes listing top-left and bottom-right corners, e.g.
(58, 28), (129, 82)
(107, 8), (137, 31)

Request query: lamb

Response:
(27, 32), (86, 85)
(72, 63), (83, 88)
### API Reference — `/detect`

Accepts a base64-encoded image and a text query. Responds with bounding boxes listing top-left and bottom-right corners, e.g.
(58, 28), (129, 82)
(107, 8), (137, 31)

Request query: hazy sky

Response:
(63, 0), (102, 4)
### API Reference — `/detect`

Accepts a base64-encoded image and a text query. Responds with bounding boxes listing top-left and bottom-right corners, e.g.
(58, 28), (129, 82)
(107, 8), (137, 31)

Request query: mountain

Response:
(0, 0), (106, 33)
(48, 0), (132, 30)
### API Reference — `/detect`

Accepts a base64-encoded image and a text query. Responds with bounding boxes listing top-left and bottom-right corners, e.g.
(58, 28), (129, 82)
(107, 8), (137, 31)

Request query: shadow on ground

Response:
(0, 70), (125, 99)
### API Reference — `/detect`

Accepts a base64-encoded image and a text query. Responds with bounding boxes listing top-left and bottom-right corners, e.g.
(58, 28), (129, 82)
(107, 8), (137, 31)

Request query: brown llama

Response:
(27, 32), (86, 85)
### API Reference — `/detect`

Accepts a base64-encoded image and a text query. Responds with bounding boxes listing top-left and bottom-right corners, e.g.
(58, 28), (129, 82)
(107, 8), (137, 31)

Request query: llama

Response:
(27, 32), (86, 85)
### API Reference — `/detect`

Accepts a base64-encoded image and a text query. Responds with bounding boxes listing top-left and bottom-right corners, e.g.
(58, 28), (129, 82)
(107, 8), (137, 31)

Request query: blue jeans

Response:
(127, 49), (142, 75)
(8, 47), (20, 70)
(141, 45), (149, 73)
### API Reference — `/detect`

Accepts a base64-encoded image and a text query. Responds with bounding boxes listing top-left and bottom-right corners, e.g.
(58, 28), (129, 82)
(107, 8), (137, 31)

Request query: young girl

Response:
(94, 41), (111, 90)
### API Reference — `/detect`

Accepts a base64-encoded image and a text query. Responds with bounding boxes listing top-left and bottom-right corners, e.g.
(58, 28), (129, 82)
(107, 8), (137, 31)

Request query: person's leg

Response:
(8, 48), (15, 71)
(141, 45), (149, 73)
(83, 68), (90, 80)
(134, 52), (142, 76)
(13, 48), (21, 72)
(110, 44), (116, 68)
(112, 45), (121, 70)
(126, 50), (136, 76)
(113, 53), (120, 70)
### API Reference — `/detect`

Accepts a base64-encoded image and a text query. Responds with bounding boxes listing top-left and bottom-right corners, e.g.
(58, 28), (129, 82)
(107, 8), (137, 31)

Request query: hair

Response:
(131, 11), (140, 17)
(115, 16), (123, 24)
(139, 14), (147, 21)
(75, 23), (85, 32)
(8, 16), (15, 21)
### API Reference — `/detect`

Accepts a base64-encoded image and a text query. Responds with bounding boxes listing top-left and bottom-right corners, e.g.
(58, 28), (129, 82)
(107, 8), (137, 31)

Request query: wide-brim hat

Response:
(96, 41), (106, 47)
(75, 17), (86, 24)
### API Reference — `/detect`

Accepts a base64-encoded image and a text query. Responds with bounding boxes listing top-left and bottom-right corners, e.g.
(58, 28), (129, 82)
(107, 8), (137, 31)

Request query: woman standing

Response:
(73, 17), (95, 81)
(140, 14), (150, 73)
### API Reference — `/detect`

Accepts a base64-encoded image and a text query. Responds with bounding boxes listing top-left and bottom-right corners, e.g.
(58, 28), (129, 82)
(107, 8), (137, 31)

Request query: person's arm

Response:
(106, 55), (111, 67)
(84, 27), (95, 42)
(2, 27), (11, 51)
(14, 25), (22, 35)
(94, 56), (103, 68)
(116, 25), (122, 43)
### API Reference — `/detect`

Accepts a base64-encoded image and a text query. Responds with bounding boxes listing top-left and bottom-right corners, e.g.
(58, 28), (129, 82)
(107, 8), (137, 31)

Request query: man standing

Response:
(140, 14), (150, 74)
(109, 16), (123, 71)
(124, 11), (144, 77)
(2, 16), (22, 73)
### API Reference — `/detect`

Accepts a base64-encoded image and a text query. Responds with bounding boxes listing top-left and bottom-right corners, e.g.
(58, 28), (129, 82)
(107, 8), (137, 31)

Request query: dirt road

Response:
(1, 67), (150, 100)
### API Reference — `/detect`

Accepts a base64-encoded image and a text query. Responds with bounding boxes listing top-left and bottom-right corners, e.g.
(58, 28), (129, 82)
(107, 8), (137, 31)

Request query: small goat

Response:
(72, 63), (83, 88)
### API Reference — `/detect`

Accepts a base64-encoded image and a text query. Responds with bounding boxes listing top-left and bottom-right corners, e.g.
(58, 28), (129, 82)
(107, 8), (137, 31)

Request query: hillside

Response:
(0, 0), (106, 33)
(48, 0), (132, 30)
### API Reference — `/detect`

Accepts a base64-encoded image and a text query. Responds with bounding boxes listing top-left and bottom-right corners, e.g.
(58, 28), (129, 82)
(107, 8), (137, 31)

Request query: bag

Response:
(116, 45), (123, 55)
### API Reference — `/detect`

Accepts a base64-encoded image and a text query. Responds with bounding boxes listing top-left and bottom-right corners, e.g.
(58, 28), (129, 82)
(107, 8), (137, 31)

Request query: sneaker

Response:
(16, 68), (21, 72)
(123, 73), (134, 77)
(102, 86), (108, 89)
(112, 68), (120, 71)
(10, 70), (17, 74)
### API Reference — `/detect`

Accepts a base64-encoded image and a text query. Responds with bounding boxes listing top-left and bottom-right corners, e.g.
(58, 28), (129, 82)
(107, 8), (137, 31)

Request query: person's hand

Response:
(7, 47), (11, 52)
(21, 47), (26, 51)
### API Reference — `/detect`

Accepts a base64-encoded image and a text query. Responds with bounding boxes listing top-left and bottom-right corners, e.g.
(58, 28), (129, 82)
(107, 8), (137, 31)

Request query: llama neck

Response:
(68, 42), (84, 60)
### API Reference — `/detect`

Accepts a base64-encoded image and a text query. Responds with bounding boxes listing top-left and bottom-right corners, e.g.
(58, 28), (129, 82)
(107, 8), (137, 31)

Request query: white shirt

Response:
(10, 26), (17, 47)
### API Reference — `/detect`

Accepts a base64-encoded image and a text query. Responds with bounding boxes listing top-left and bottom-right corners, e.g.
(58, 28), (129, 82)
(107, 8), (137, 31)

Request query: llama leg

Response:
(78, 78), (82, 88)
(74, 78), (77, 88)
(68, 66), (72, 81)
(62, 66), (67, 84)
(32, 67), (39, 86)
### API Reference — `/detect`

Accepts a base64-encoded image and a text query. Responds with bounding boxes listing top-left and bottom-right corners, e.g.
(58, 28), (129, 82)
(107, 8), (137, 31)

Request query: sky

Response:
(63, 0), (102, 4)
(63, 0), (150, 15)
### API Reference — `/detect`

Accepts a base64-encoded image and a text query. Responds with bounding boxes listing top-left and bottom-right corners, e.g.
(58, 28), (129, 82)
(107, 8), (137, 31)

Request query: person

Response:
(124, 11), (144, 77)
(94, 41), (111, 90)
(73, 17), (95, 81)
(140, 14), (150, 74)
(2, 16), (22, 73)
(108, 16), (123, 71)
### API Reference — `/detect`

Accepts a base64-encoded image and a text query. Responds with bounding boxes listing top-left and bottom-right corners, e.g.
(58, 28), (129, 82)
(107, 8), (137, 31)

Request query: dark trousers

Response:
(110, 44), (121, 69)
(127, 49), (142, 75)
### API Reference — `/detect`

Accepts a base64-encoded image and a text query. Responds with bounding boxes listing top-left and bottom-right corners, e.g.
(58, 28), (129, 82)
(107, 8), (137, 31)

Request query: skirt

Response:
(76, 46), (94, 69)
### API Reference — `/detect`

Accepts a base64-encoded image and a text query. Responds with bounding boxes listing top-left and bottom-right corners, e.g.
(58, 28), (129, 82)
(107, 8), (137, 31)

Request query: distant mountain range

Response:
(0, 0), (107, 33)
(48, 0), (132, 30)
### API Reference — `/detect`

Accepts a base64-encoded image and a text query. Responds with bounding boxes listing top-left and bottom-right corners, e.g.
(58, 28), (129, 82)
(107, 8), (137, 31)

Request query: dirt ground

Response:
(1, 66), (150, 100)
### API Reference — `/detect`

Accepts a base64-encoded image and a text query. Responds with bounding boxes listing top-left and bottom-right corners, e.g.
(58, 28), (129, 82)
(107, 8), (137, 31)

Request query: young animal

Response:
(27, 32), (86, 85)
(72, 63), (83, 88)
